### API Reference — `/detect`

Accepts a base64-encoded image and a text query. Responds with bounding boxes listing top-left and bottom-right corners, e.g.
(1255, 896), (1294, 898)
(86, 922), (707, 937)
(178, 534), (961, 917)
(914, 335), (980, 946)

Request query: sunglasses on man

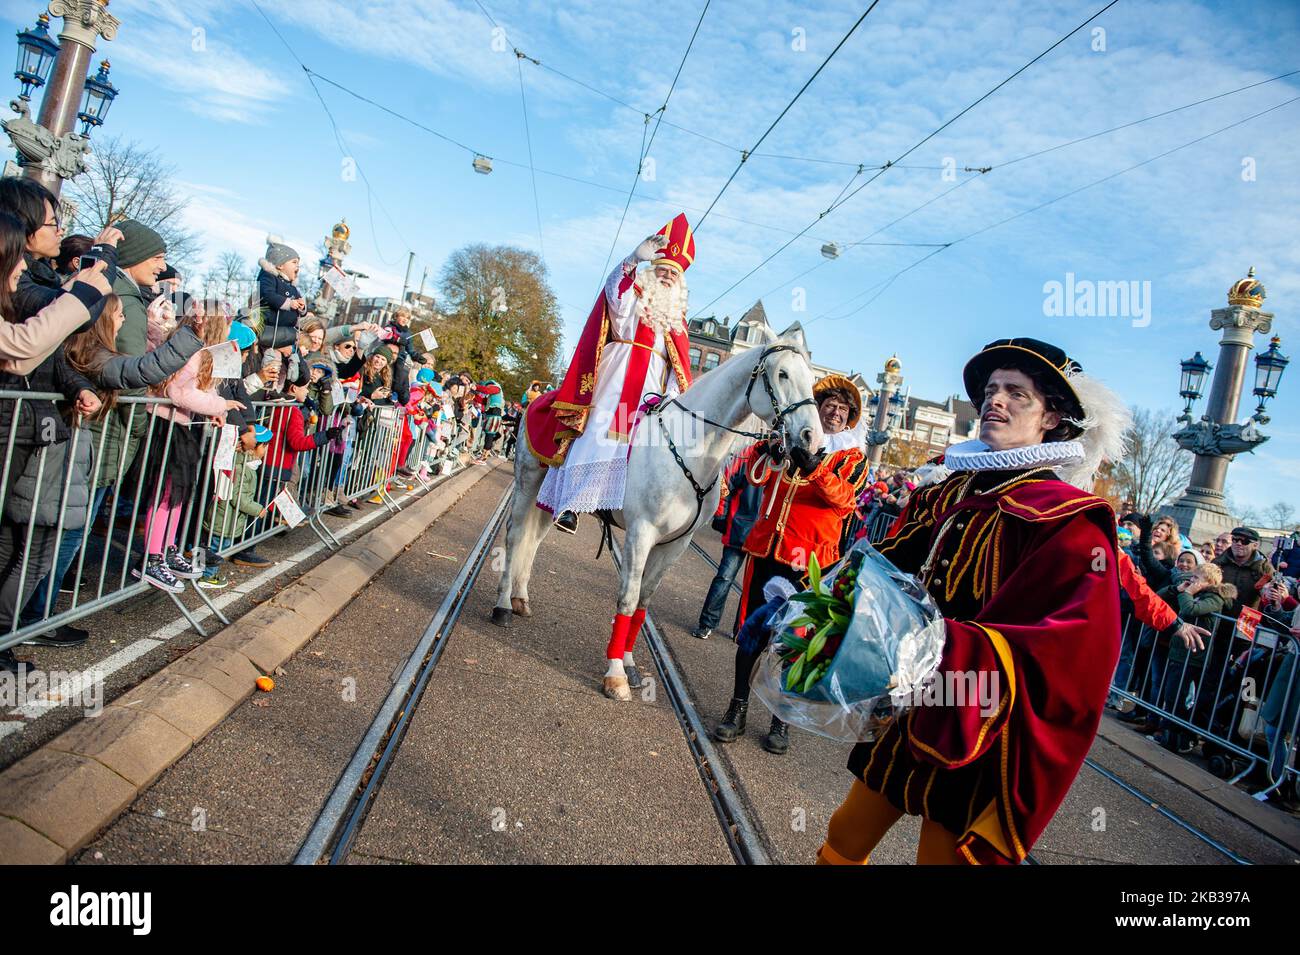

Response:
(1231, 536), (1253, 544)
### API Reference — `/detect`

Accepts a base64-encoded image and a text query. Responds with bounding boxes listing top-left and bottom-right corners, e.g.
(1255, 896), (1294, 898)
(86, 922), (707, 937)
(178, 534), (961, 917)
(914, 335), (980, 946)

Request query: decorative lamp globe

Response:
(1253, 336), (1288, 402)
(1178, 351), (1211, 401)
(13, 14), (58, 100)
(77, 60), (118, 135)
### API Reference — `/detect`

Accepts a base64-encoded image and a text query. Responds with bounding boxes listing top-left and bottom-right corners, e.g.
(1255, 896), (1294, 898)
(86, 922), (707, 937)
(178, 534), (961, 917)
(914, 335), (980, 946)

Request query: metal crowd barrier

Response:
(842, 506), (897, 548)
(1, 388), (456, 654)
(1110, 606), (1299, 799)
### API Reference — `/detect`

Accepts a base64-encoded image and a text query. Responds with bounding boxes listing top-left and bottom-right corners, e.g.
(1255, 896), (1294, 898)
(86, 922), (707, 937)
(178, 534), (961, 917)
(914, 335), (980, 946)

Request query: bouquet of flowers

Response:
(751, 537), (947, 742)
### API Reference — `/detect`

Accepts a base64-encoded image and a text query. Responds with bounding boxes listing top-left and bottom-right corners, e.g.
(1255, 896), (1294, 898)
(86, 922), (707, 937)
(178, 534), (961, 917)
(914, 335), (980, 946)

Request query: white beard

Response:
(636, 271), (688, 337)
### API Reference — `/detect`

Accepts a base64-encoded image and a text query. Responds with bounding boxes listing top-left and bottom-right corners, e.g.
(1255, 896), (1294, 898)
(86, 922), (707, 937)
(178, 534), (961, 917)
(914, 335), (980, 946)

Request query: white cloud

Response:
(106, 0), (294, 125)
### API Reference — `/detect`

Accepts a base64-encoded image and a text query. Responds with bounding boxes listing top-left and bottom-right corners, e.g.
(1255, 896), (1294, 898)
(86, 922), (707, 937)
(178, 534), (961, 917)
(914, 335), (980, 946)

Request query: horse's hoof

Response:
(625, 664), (645, 690)
(602, 675), (632, 702)
(510, 597), (531, 618)
(490, 606), (512, 627)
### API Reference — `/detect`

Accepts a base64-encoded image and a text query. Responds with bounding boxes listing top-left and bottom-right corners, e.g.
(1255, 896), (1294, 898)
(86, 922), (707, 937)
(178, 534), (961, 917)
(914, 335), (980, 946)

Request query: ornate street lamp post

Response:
(315, 219), (354, 323)
(1166, 268), (1283, 540)
(4, 2), (120, 194)
(866, 355), (902, 467)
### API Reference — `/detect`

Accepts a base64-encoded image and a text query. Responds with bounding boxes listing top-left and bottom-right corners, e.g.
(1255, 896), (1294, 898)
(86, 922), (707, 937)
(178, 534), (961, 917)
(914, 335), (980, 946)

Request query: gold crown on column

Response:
(1227, 267), (1266, 308)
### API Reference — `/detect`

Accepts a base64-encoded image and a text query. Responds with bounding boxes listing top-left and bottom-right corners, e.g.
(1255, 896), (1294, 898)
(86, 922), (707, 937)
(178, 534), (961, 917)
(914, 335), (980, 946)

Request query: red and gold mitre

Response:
(652, 213), (695, 273)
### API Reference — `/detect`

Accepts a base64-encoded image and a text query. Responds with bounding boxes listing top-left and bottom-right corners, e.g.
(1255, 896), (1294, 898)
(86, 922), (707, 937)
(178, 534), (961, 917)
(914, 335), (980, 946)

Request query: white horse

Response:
(491, 332), (824, 652)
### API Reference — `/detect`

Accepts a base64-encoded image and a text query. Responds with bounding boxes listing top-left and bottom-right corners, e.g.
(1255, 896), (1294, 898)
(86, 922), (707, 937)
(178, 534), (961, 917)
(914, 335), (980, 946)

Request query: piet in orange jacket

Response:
(742, 444), (868, 571)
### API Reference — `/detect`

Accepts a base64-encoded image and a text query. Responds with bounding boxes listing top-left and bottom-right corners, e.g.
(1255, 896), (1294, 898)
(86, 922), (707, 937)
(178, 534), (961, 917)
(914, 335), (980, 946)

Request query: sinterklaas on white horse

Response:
(493, 329), (822, 701)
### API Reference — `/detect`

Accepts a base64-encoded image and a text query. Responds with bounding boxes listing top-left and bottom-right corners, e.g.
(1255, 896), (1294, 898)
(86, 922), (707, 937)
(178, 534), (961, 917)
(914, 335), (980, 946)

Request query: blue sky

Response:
(4, 0), (1298, 514)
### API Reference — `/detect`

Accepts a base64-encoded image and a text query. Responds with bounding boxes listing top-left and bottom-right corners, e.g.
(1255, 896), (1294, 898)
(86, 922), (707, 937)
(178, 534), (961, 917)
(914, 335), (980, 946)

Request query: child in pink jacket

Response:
(134, 309), (241, 593)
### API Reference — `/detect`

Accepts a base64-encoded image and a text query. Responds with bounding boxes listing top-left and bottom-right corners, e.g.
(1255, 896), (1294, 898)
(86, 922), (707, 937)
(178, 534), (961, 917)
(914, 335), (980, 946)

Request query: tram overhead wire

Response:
(690, 0), (1121, 318)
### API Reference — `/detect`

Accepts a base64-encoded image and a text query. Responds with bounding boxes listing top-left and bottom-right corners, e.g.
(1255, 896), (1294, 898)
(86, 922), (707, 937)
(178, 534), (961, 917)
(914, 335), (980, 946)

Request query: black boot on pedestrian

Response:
(0, 648), (28, 674)
(762, 716), (790, 755)
(21, 624), (89, 648)
(713, 697), (748, 743)
(553, 510), (579, 535)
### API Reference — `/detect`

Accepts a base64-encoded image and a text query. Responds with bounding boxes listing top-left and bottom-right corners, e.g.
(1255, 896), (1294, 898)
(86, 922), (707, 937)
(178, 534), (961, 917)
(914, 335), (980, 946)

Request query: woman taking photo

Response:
(0, 211), (110, 670)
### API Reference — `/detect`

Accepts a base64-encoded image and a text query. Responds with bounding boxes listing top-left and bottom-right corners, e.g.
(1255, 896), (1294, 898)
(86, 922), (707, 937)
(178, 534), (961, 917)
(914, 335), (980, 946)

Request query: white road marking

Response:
(3, 469), (464, 732)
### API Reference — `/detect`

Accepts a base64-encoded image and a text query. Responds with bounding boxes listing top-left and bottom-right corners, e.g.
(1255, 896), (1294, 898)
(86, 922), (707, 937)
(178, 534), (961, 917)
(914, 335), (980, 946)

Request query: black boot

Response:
(761, 716), (790, 755)
(553, 510), (579, 534)
(713, 697), (748, 743)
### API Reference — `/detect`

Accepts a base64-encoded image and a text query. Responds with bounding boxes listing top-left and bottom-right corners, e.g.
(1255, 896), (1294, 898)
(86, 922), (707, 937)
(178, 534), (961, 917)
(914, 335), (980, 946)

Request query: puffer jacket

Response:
(205, 453), (264, 540)
(0, 344), (95, 449)
(257, 260), (302, 333)
(85, 269), (155, 486)
(13, 252), (63, 320)
(1214, 550), (1272, 618)
(1160, 581), (1233, 667)
(85, 325), (204, 391)
(5, 427), (93, 528)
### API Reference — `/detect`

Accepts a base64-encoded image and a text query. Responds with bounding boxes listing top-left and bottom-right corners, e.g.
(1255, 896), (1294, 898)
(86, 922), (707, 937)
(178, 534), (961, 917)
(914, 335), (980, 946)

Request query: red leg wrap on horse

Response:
(606, 613), (635, 660)
(625, 608), (647, 653)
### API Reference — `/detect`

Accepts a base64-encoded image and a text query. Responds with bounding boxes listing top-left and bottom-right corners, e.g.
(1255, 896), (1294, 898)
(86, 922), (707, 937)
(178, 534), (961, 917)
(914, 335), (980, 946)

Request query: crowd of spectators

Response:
(1109, 510), (1298, 808)
(0, 178), (521, 673)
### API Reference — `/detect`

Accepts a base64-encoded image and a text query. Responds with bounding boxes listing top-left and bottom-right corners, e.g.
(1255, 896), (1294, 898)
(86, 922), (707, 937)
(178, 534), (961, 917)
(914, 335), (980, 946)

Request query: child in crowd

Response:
(133, 311), (242, 592)
(1153, 562), (1237, 754)
(199, 425), (274, 589)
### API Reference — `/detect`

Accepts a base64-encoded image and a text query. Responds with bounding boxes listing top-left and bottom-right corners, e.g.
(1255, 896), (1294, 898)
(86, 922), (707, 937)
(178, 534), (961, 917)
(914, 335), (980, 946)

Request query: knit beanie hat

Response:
(265, 234), (299, 269)
(116, 219), (167, 268)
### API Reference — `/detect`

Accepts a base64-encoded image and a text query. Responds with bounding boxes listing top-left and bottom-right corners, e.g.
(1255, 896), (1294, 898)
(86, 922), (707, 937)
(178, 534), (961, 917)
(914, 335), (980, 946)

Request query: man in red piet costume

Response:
(817, 338), (1130, 865)
(528, 214), (695, 533)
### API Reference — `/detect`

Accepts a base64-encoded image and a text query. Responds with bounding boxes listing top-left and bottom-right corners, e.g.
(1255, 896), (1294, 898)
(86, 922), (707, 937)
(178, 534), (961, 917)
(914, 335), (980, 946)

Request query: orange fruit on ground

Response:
(255, 676), (274, 692)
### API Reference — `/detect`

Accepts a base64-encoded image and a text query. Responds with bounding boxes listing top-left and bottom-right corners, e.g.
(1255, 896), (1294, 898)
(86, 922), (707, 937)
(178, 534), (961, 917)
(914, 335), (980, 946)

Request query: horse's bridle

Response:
(659, 344), (815, 443)
(646, 344), (817, 544)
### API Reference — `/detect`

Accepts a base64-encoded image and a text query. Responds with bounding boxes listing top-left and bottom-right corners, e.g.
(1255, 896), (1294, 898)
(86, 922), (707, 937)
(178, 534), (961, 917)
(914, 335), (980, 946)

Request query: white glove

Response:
(634, 233), (669, 262)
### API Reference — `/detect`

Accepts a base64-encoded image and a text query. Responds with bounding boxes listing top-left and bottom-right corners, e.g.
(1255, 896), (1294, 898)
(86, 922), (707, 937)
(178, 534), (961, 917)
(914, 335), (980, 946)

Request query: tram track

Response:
(610, 544), (772, 865)
(295, 489), (512, 865)
(686, 540), (1259, 866)
(296, 490), (768, 865)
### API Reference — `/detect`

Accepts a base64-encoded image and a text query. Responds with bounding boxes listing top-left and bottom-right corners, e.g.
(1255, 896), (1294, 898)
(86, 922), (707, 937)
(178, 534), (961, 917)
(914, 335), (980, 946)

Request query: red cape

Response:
(525, 278), (691, 466)
(858, 475), (1120, 864)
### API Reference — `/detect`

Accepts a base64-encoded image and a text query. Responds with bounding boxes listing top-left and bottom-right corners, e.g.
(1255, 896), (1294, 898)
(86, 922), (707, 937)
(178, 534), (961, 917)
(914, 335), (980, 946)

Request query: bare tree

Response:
(63, 135), (202, 279)
(1266, 501), (1297, 530)
(1113, 407), (1193, 513)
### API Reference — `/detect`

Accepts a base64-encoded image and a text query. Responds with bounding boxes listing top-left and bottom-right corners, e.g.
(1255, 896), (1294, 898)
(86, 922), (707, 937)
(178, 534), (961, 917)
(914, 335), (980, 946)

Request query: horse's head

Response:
(743, 334), (823, 453)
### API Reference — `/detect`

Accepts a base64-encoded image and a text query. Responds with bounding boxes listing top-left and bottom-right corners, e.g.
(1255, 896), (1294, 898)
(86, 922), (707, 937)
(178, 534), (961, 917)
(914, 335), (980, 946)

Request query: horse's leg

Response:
(491, 453), (549, 627)
(602, 520), (655, 701)
(616, 536), (695, 689)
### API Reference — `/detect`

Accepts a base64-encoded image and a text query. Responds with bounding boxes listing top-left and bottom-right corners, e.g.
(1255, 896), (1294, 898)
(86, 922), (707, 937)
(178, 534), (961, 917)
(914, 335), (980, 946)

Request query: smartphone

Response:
(78, 254), (99, 271)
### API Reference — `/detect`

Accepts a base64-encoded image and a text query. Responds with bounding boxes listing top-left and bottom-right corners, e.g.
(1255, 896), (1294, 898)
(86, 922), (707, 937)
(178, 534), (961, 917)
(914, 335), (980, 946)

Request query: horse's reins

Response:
(643, 344), (817, 545)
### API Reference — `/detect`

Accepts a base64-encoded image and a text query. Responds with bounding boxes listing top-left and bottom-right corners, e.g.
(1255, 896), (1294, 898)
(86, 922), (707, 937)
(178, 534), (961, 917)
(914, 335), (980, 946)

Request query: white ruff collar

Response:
(943, 438), (1084, 474)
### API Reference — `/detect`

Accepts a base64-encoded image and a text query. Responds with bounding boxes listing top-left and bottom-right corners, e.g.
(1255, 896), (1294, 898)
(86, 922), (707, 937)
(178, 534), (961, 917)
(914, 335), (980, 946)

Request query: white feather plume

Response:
(1056, 371), (1132, 491)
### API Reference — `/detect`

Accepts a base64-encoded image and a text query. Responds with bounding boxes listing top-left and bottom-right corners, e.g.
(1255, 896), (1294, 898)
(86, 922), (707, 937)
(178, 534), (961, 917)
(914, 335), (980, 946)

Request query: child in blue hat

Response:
(199, 425), (274, 589)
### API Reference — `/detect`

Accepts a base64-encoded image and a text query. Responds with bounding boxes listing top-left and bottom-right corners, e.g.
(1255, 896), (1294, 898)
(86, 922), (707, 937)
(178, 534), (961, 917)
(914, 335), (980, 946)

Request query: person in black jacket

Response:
(256, 236), (306, 348)
(692, 446), (765, 640)
(381, 306), (430, 365)
(17, 290), (204, 644)
(0, 212), (110, 669)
